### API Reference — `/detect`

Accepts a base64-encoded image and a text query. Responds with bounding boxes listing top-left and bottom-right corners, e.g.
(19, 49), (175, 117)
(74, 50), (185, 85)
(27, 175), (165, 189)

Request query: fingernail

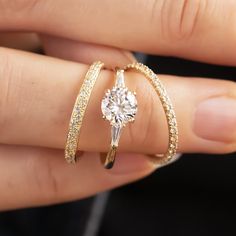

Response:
(109, 153), (156, 175)
(194, 97), (236, 142)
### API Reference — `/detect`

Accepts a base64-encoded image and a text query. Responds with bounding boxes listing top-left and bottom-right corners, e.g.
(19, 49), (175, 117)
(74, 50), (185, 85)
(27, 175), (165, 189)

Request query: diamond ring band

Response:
(65, 62), (178, 169)
(124, 62), (178, 165)
(65, 61), (104, 164)
(101, 68), (138, 169)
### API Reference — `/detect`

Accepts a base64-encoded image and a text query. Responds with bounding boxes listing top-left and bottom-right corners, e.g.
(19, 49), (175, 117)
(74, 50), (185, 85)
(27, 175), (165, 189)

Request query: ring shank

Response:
(65, 61), (104, 164)
(101, 68), (137, 169)
(124, 62), (178, 165)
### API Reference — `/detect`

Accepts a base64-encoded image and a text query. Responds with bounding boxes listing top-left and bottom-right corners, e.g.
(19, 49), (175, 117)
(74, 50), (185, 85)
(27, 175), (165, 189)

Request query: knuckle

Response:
(29, 154), (60, 203)
(156, 0), (205, 41)
(0, 48), (17, 131)
(0, 48), (28, 138)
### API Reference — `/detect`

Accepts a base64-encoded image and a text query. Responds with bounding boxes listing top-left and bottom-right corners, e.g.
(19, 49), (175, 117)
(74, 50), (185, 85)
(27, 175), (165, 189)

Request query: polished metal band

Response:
(65, 61), (104, 164)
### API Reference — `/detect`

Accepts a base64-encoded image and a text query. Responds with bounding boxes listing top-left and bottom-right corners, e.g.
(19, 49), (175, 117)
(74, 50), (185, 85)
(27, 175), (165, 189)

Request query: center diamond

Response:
(101, 86), (137, 127)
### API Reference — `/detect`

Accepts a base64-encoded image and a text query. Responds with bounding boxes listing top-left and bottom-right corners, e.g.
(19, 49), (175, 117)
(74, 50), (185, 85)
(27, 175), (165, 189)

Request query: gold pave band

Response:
(124, 62), (178, 165)
(65, 61), (104, 164)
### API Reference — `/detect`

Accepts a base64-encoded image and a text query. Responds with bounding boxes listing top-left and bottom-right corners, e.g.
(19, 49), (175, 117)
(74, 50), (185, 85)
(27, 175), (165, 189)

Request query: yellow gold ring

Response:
(65, 61), (104, 164)
(101, 68), (138, 169)
(124, 62), (178, 165)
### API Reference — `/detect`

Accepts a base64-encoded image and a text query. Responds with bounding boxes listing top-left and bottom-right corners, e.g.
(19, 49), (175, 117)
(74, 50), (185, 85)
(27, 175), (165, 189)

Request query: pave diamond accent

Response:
(65, 61), (104, 164)
(124, 62), (178, 165)
(101, 86), (137, 128)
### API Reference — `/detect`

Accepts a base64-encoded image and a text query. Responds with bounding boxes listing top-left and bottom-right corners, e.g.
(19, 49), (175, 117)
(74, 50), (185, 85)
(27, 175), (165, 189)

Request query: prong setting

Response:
(101, 69), (138, 169)
(101, 86), (137, 128)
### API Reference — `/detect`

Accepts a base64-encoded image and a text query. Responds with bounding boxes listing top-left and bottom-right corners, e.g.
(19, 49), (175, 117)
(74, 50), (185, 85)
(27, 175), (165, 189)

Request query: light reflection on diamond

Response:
(101, 86), (137, 127)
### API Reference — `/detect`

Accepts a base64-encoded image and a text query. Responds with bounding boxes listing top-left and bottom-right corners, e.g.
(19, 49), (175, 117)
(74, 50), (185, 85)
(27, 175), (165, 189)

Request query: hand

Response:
(0, 0), (235, 210)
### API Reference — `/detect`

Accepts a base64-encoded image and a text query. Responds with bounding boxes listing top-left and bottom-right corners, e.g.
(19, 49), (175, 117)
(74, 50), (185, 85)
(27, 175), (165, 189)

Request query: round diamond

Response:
(101, 87), (137, 127)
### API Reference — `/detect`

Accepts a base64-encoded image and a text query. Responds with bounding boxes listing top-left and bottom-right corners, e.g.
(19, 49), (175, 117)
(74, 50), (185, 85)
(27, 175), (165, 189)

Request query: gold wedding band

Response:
(124, 62), (178, 165)
(65, 61), (104, 164)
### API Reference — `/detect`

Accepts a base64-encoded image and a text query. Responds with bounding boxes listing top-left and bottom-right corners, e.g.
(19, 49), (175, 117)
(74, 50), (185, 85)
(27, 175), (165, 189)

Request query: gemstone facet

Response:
(101, 86), (137, 128)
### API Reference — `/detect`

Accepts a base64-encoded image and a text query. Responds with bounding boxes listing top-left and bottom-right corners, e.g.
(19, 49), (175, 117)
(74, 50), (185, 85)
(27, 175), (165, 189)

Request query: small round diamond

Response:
(101, 87), (137, 127)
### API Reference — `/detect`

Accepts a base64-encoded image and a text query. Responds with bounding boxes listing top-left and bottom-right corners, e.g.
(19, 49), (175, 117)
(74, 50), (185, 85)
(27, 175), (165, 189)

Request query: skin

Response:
(0, 0), (235, 210)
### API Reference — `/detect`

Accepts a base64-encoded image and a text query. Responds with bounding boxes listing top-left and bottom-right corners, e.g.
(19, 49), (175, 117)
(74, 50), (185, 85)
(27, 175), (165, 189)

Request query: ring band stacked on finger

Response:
(124, 62), (178, 165)
(65, 61), (178, 168)
(65, 61), (104, 164)
(101, 68), (138, 169)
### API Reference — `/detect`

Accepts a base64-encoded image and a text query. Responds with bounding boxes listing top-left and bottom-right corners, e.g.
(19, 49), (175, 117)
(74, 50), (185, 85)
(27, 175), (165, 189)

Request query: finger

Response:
(1, 0), (236, 65)
(0, 47), (236, 155)
(0, 145), (156, 210)
(0, 32), (40, 51)
(41, 35), (136, 68)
